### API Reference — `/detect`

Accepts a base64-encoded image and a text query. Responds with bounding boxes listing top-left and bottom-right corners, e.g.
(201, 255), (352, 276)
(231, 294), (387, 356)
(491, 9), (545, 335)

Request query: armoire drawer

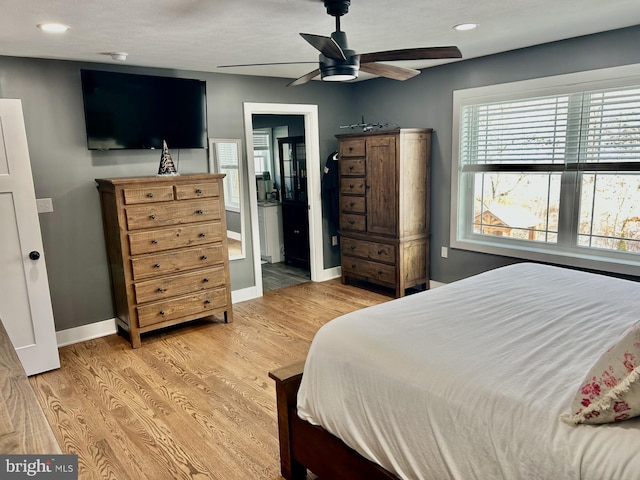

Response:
(341, 237), (396, 263)
(340, 213), (366, 232)
(340, 195), (365, 214)
(134, 265), (226, 304)
(125, 198), (222, 230)
(123, 186), (174, 205)
(128, 221), (222, 255)
(341, 256), (396, 284)
(339, 158), (365, 176)
(340, 178), (366, 195)
(137, 287), (228, 328)
(175, 182), (220, 200)
(339, 139), (366, 157)
(131, 243), (225, 280)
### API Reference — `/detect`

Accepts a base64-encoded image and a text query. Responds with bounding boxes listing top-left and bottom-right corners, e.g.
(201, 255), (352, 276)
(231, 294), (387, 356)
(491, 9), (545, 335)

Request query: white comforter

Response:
(297, 263), (640, 479)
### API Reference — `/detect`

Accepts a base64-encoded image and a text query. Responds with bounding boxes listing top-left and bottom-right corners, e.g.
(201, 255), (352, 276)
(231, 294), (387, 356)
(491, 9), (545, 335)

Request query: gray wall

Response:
(0, 57), (356, 331)
(1, 24), (639, 332)
(352, 25), (640, 283)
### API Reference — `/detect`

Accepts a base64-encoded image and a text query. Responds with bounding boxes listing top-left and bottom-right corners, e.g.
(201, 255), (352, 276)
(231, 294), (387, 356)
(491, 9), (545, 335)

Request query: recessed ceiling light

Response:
(453, 23), (477, 31)
(106, 52), (128, 61)
(37, 23), (70, 33)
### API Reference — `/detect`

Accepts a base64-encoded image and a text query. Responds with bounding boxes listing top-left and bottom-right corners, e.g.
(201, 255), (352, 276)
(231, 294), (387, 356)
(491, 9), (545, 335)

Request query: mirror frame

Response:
(208, 138), (246, 261)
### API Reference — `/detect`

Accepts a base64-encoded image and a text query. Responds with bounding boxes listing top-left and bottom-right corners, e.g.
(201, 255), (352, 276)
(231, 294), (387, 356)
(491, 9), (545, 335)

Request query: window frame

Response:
(451, 64), (640, 276)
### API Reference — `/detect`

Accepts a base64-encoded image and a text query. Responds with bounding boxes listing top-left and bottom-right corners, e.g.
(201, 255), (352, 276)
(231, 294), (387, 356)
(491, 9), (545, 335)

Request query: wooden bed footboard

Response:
(269, 362), (400, 480)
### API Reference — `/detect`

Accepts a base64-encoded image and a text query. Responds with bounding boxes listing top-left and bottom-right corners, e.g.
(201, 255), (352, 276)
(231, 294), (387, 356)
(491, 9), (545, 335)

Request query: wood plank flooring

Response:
(28, 279), (391, 480)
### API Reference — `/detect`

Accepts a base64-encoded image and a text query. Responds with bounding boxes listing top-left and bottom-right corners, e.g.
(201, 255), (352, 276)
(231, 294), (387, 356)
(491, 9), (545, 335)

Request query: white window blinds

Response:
(460, 86), (640, 171)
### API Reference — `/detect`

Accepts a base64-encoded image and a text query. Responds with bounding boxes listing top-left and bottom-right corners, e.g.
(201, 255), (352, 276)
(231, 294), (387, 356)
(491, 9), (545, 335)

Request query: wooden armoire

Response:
(336, 128), (431, 297)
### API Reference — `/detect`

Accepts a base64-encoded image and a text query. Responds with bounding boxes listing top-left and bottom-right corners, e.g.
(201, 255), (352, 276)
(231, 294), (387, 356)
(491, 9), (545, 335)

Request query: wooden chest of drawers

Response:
(337, 129), (431, 298)
(96, 174), (232, 348)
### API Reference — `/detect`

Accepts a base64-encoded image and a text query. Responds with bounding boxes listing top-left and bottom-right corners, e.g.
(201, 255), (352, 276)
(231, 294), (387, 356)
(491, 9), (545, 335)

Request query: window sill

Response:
(451, 237), (640, 277)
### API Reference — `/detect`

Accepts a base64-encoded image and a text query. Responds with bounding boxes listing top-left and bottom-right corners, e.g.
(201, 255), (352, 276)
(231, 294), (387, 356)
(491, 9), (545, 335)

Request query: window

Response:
(253, 129), (273, 177)
(452, 65), (640, 275)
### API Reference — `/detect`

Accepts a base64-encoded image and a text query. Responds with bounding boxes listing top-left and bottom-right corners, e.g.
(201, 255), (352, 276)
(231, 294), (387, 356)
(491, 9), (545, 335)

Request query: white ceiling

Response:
(1, 0), (640, 83)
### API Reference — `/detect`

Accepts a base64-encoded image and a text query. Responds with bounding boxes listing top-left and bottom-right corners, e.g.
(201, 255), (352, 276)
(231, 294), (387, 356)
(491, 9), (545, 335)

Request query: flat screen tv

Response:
(80, 69), (207, 150)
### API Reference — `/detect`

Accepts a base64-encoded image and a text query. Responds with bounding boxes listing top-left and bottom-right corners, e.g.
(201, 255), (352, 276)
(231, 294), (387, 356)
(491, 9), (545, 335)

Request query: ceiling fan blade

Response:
(360, 46), (462, 64)
(300, 33), (346, 60)
(287, 69), (321, 87)
(359, 63), (421, 81)
(218, 61), (317, 68)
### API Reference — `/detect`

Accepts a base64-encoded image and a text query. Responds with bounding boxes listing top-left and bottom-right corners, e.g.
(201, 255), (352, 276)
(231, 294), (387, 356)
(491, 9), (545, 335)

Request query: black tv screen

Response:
(80, 69), (207, 150)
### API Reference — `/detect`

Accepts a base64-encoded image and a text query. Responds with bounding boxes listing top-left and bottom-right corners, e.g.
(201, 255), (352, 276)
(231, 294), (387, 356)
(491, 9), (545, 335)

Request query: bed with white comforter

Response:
(297, 263), (640, 479)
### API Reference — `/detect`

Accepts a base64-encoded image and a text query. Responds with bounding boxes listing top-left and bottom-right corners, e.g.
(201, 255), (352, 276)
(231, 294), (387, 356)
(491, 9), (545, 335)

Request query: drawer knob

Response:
(348, 220), (355, 225)
(204, 299), (211, 305)
(348, 165), (354, 171)
(196, 209), (204, 215)
(351, 263), (356, 268)
(350, 245), (356, 250)
(157, 288), (164, 293)
(377, 270), (383, 275)
(349, 184), (354, 189)
(149, 214), (156, 220)
(159, 310), (165, 316)
(201, 255), (208, 260)
(199, 233), (206, 237)
(203, 278), (209, 283)
(366, 184), (371, 189)
(377, 249), (384, 255)
(349, 147), (353, 152)
(195, 189), (203, 194)
(147, 193), (154, 198)
(152, 239), (158, 244)
(350, 202), (355, 207)
(154, 263), (161, 268)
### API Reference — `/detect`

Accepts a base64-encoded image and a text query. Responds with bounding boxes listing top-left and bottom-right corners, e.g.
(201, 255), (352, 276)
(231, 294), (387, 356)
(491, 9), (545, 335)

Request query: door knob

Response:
(29, 251), (40, 260)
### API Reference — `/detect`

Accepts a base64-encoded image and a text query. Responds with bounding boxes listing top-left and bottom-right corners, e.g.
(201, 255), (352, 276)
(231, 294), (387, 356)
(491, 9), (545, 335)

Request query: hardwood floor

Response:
(28, 279), (391, 480)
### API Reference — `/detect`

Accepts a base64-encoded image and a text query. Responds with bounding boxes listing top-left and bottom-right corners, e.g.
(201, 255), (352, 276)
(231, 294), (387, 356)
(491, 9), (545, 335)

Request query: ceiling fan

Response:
(218, 0), (462, 86)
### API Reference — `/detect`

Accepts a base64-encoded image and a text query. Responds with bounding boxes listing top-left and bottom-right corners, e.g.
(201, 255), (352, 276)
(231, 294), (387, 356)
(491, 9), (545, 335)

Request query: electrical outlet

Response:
(36, 198), (54, 213)
(441, 246), (448, 258)
(331, 235), (338, 246)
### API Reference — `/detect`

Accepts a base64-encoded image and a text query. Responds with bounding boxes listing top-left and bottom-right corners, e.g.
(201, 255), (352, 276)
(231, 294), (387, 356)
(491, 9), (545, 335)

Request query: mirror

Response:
(208, 138), (246, 260)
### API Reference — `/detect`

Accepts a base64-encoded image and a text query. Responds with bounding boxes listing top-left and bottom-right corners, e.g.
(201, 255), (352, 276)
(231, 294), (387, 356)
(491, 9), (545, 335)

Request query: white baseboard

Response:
(231, 285), (261, 303)
(316, 266), (342, 282)
(56, 318), (117, 347)
(430, 280), (446, 289)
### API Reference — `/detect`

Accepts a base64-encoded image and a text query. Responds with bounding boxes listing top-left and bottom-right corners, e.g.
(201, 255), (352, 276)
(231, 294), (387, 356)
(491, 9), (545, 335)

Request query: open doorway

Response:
(252, 115), (311, 291)
(243, 103), (325, 297)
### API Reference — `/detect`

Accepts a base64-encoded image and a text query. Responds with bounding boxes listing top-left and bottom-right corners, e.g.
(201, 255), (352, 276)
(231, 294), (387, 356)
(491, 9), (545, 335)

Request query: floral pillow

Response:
(561, 322), (640, 425)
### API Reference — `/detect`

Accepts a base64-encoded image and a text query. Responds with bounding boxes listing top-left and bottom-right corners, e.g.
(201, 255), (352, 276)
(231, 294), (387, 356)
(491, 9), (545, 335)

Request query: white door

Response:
(0, 99), (59, 376)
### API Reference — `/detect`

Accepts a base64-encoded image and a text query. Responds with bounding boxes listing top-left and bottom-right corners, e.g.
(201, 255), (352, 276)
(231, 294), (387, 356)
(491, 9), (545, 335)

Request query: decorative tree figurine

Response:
(157, 140), (179, 175)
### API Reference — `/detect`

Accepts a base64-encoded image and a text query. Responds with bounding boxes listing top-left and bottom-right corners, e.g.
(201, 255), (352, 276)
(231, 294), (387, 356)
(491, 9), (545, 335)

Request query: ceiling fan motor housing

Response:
(324, 0), (350, 17)
(320, 51), (359, 80)
(320, 29), (359, 81)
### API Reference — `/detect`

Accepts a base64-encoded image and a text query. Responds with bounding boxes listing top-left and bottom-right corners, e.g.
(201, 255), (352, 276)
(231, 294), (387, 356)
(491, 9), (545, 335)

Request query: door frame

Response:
(243, 103), (327, 296)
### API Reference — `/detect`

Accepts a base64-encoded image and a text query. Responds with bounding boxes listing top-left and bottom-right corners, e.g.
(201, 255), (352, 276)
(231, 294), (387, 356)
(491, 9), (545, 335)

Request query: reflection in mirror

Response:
(208, 138), (246, 260)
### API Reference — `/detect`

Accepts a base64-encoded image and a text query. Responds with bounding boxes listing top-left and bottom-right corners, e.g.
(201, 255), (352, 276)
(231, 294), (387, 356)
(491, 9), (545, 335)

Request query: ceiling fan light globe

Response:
(323, 72), (358, 82)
